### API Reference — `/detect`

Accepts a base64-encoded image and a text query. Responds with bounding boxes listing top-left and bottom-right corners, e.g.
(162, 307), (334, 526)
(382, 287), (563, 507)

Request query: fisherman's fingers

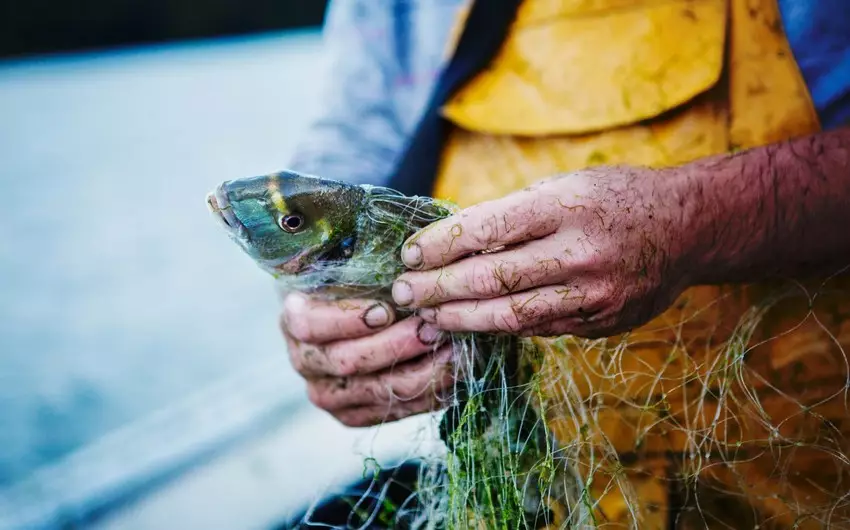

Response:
(288, 316), (446, 379)
(419, 283), (610, 335)
(400, 184), (560, 271)
(306, 345), (455, 417)
(393, 236), (586, 308)
(281, 292), (395, 345)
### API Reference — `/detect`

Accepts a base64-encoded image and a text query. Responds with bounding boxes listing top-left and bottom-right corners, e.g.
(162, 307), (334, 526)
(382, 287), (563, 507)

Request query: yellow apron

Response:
(432, 1), (850, 528)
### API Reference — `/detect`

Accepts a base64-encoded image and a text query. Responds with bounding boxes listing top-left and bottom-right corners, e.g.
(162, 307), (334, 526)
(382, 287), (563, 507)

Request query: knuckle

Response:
(369, 381), (392, 404)
(306, 385), (329, 410)
(465, 261), (500, 297)
(608, 292), (628, 315)
(288, 347), (307, 375)
(284, 313), (314, 343)
(493, 310), (523, 333)
(334, 357), (360, 377)
(505, 316), (525, 333)
(504, 296), (542, 331)
(431, 306), (460, 330)
(599, 279), (622, 302)
(290, 344), (326, 377)
(491, 260), (526, 295)
(587, 281), (627, 316)
(583, 290), (613, 313)
(325, 343), (367, 377)
(595, 282), (615, 302)
(337, 411), (372, 428)
(535, 256), (566, 278)
(390, 325), (425, 357)
(471, 213), (501, 246)
(392, 376), (424, 401)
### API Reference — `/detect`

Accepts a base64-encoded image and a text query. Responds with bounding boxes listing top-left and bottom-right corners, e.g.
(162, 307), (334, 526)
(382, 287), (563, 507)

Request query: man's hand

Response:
(392, 127), (850, 339)
(390, 167), (694, 338)
(280, 293), (452, 427)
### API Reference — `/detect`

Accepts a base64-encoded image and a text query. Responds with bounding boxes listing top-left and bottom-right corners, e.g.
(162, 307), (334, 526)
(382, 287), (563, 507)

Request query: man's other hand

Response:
(280, 293), (452, 427)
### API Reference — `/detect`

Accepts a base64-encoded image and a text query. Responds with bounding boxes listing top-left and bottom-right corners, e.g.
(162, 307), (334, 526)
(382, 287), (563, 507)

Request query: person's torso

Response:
(384, 0), (850, 138)
(364, 2), (850, 528)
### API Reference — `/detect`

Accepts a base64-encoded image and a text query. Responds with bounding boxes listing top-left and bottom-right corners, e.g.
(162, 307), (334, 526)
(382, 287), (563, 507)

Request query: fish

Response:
(206, 169), (586, 529)
(206, 170), (453, 301)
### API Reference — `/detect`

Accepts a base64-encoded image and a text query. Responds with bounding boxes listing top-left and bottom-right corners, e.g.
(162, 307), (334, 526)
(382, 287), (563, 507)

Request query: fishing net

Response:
(266, 182), (850, 530)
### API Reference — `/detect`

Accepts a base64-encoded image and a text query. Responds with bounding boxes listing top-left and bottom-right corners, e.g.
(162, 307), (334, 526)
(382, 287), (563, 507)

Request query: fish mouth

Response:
(277, 234), (356, 276)
(206, 183), (248, 240)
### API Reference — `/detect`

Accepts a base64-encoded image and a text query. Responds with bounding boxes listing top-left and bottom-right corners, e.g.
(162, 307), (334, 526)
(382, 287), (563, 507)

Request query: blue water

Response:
(0, 30), (325, 488)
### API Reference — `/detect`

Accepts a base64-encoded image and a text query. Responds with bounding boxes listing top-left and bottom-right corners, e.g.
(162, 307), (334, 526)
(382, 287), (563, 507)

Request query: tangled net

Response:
(281, 184), (850, 530)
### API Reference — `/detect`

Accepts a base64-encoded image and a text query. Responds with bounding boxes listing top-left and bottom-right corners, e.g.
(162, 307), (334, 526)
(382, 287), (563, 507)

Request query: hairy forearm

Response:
(680, 127), (850, 285)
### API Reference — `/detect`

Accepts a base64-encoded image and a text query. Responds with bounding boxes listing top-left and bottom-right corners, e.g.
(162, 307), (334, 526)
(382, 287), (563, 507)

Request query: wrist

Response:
(672, 146), (783, 286)
(654, 128), (850, 288)
(663, 156), (751, 287)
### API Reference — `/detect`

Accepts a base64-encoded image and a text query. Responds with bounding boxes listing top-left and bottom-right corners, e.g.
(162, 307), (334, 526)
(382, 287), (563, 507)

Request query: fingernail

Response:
(419, 307), (437, 323)
(363, 303), (391, 329)
(401, 242), (423, 269)
(417, 321), (443, 345)
(392, 280), (414, 306)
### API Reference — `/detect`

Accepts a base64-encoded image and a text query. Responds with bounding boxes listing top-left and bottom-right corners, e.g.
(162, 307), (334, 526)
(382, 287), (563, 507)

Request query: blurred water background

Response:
(0, 27), (438, 530)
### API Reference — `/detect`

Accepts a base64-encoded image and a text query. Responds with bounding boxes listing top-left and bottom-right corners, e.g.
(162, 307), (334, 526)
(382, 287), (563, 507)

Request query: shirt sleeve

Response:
(780, 0), (850, 129)
(287, 0), (410, 186)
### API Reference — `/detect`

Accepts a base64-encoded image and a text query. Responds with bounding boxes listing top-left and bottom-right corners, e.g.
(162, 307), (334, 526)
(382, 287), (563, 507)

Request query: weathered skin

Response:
(207, 170), (583, 529)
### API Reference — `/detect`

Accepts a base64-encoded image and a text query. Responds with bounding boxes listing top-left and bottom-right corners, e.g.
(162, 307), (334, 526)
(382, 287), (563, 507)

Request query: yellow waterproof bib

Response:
(432, 1), (850, 528)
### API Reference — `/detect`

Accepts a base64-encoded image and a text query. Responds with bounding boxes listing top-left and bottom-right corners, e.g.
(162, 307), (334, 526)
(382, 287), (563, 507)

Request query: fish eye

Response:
(277, 213), (305, 233)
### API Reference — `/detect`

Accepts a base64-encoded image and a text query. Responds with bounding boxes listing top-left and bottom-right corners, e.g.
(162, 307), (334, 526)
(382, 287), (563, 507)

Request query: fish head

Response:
(206, 170), (365, 277)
